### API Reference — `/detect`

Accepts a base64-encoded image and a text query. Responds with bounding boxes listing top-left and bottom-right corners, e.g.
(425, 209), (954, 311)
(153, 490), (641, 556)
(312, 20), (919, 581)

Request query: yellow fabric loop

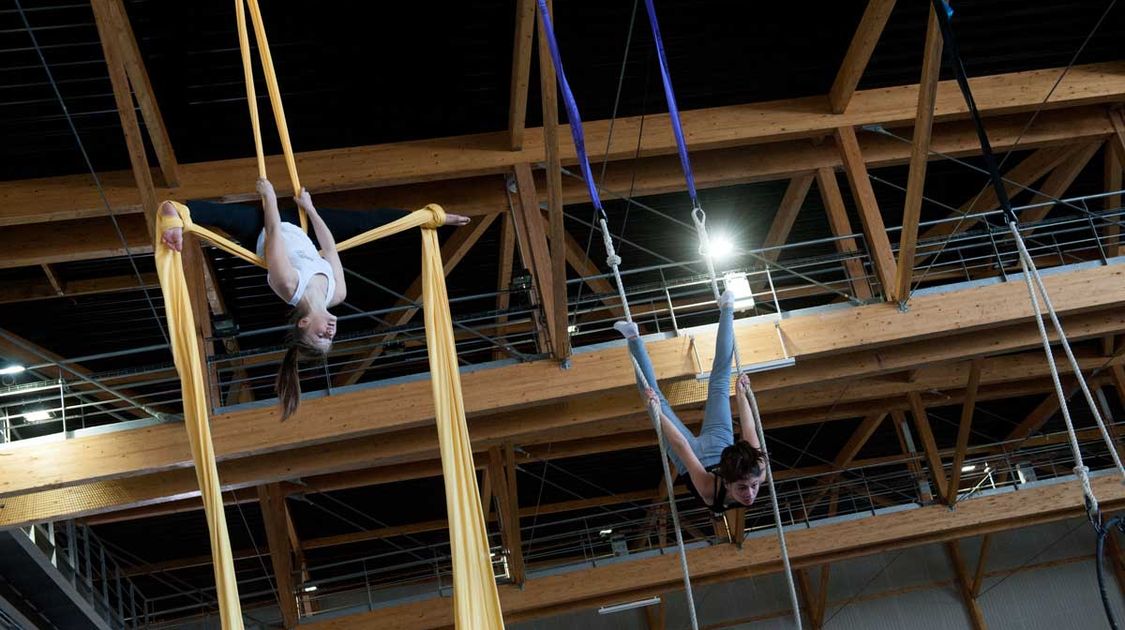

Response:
(153, 207), (245, 630)
(156, 201), (503, 629)
(234, 0), (307, 232)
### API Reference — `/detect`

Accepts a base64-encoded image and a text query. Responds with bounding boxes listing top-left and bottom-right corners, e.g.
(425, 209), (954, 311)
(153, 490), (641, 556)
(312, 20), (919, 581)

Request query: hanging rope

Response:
(533, 2), (699, 627)
(931, 2), (1125, 626)
(641, 1), (803, 627)
(234, 0), (307, 232)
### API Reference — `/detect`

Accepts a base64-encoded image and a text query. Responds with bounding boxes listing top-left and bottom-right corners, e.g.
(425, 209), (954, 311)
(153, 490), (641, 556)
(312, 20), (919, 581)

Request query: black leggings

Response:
(186, 201), (411, 251)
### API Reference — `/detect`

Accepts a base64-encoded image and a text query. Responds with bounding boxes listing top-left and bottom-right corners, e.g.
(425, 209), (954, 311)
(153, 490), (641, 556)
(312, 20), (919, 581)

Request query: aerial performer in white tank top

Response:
(158, 178), (470, 419)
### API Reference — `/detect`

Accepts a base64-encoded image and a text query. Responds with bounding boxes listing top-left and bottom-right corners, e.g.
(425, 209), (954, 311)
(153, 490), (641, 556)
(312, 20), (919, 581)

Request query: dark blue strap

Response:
(931, 0), (1018, 224)
(642, 0), (699, 206)
(535, 0), (605, 217)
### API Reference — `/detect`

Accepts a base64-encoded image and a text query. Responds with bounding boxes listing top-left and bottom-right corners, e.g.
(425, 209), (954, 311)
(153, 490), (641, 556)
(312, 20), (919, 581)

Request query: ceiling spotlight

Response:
(708, 234), (735, 261)
(960, 464), (976, 472)
(0, 365), (25, 375)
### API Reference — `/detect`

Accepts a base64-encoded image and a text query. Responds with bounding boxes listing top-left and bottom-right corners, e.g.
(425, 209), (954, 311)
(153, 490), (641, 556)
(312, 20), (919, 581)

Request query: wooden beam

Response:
(760, 174), (816, 262)
(104, 0), (178, 186)
(1003, 380), (1082, 442)
(536, 0), (570, 360)
(40, 265), (63, 296)
(946, 540), (989, 630)
(828, 0), (897, 114)
(918, 145), (1072, 244)
(643, 600), (666, 630)
(512, 163), (560, 354)
(508, 0), (537, 150)
(908, 391), (948, 501)
(946, 360), (981, 504)
(0, 105), (1113, 272)
(1105, 139), (1123, 258)
(0, 272), (158, 305)
(89, 0), (158, 235)
(3, 63), (1124, 229)
(182, 235), (218, 410)
(804, 413), (886, 512)
(1019, 142), (1101, 225)
(333, 213), (499, 387)
(894, 5), (942, 304)
(6, 262), (1125, 498)
(815, 167), (874, 300)
(835, 126), (898, 299)
(300, 475), (1125, 629)
(562, 230), (625, 319)
(18, 349), (1120, 533)
(489, 444), (525, 585)
(971, 534), (991, 598)
(258, 483), (298, 628)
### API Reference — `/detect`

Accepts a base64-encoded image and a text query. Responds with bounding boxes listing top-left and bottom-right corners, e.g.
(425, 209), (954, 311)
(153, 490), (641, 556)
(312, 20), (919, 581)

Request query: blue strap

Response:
(534, 0), (605, 217)
(642, 0), (699, 206)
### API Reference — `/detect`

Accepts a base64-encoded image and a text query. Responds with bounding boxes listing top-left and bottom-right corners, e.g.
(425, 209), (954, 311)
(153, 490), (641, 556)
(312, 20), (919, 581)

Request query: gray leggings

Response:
(628, 305), (736, 475)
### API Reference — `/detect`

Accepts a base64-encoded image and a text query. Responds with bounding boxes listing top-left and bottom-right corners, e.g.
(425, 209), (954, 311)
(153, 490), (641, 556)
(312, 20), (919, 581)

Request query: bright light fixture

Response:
(567, 324), (579, 335)
(302, 585), (318, 593)
(599, 529), (613, 536)
(708, 233), (735, 260)
(960, 464), (976, 472)
(23, 410), (52, 423)
(0, 365), (25, 375)
(722, 272), (755, 311)
(598, 597), (662, 615)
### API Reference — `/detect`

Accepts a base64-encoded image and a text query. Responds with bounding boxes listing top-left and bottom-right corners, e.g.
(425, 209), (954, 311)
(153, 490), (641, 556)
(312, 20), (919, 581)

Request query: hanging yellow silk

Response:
(156, 201), (504, 629)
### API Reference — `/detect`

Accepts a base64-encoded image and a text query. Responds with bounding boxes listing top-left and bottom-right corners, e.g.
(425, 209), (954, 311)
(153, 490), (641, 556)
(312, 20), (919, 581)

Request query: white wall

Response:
(512, 518), (1125, 630)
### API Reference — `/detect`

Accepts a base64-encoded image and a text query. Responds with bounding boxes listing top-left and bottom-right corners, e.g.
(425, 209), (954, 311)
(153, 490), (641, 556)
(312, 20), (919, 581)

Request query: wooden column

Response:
(508, 0), (537, 150)
(946, 540), (988, 630)
(836, 126), (898, 300)
(829, 0), (898, 113)
(816, 167), (875, 300)
(258, 483), (298, 628)
(535, 0), (570, 359)
(512, 163), (560, 355)
(894, 5), (942, 304)
(908, 391), (948, 501)
(947, 360), (981, 505)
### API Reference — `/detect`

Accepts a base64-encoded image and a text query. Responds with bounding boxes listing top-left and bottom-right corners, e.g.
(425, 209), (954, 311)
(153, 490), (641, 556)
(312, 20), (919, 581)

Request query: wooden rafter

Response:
(894, 4), (942, 304)
(760, 173), (815, 261)
(1105, 138), (1123, 258)
(488, 444), (525, 585)
(835, 126), (897, 299)
(299, 475), (1125, 629)
(803, 412), (887, 512)
(508, 0), (537, 150)
(815, 166), (874, 300)
(0, 272), (158, 304)
(1019, 141), (1101, 226)
(3, 63), (1124, 229)
(89, 0), (159, 236)
(258, 483), (298, 628)
(946, 540), (989, 630)
(562, 230), (625, 319)
(6, 262), (1125, 499)
(828, 0), (897, 114)
(535, 0), (570, 359)
(918, 145), (1073, 244)
(512, 163), (560, 355)
(333, 213), (500, 387)
(1, 106), (1115, 273)
(908, 391), (949, 501)
(946, 360), (981, 505)
(103, 0), (179, 186)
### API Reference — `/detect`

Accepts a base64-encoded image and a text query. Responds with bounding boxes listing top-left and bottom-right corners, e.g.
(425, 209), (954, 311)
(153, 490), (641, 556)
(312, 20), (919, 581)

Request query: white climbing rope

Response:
(692, 206), (804, 630)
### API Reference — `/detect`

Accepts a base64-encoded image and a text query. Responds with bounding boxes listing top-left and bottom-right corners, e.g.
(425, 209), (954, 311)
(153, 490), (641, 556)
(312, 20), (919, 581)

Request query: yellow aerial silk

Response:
(150, 1), (506, 627)
(155, 202), (505, 629)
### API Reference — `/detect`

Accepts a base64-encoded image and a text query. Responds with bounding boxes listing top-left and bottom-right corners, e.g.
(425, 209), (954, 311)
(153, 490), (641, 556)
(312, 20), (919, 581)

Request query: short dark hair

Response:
(717, 440), (766, 483)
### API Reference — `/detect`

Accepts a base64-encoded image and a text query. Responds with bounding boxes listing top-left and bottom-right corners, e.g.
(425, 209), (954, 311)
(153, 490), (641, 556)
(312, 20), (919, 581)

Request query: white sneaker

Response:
(613, 321), (639, 339)
(719, 289), (736, 310)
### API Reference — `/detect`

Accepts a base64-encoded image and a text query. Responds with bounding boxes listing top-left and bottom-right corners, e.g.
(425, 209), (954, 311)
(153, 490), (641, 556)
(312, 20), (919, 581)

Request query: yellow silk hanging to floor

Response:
(155, 202), (504, 629)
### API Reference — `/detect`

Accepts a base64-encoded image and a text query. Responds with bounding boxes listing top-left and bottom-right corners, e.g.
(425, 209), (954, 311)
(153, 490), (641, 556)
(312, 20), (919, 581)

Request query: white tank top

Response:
(255, 222), (337, 306)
